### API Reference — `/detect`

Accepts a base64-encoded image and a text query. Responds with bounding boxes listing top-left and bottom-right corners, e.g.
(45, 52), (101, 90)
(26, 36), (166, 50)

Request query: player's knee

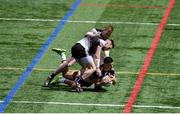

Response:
(92, 67), (96, 72)
(84, 63), (94, 69)
(67, 62), (73, 67)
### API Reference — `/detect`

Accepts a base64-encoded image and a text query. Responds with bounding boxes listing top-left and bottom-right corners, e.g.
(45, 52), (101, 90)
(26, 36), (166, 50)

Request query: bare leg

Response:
(43, 59), (70, 87)
(80, 63), (96, 80)
(43, 48), (75, 87)
(53, 60), (69, 75)
(63, 70), (79, 80)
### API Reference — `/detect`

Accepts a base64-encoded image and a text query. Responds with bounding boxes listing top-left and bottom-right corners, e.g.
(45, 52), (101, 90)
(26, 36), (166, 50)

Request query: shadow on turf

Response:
(42, 84), (107, 93)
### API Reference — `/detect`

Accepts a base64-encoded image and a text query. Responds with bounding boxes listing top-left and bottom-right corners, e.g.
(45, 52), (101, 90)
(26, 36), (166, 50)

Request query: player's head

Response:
(102, 39), (115, 50)
(101, 25), (114, 40)
(103, 57), (113, 71)
(104, 56), (113, 63)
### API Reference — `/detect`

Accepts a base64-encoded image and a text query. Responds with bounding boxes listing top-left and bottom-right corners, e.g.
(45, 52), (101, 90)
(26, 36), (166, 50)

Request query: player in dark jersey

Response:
(48, 48), (116, 90)
(44, 26), (114, 87)
(50, 52), (116, 92)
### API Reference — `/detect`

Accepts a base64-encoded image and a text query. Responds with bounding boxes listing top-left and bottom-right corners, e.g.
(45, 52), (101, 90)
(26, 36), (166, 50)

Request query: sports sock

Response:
(49, 73), (55, 79)
(59, 78), (66, 83)
(61, 52), (66, 61)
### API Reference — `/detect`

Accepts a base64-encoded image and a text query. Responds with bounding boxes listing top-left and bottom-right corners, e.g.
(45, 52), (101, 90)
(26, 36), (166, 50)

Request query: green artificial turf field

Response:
(0, 0), (180, 113)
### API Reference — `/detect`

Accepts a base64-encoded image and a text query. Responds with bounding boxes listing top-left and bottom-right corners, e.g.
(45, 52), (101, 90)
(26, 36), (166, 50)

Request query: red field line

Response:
(80, 3), (166, 9)
(123, 0), (175, 113)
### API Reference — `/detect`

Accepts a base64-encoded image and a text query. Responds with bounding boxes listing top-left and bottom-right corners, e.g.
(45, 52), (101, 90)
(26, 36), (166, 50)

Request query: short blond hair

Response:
(105, 25), (114, 31)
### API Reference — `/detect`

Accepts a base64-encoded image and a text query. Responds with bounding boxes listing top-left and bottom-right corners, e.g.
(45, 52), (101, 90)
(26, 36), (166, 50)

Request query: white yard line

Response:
(0, 17), (180, 26)
(0, 100), (180, 109)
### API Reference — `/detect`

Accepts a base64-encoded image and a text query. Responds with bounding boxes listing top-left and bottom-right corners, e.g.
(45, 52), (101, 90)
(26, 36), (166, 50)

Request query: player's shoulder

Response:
(95, 28), (103, 32)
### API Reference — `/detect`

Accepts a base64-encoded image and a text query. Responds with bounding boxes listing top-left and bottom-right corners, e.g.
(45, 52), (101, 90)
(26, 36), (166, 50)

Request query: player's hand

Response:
(96, 68), (101, 77)
(110, 75), (116, 85)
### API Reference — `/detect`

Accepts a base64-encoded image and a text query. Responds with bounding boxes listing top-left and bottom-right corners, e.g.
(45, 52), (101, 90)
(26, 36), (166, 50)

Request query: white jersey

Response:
(77, 37), (90, 54)
(77, 37), (106, 55)
(77, 28), (106, 55)
(85, 28), (102, 38)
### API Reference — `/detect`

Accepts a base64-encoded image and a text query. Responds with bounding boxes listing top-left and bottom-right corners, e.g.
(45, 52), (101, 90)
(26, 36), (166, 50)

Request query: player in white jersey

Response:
(85, 27), (112, 64)
(71, 35), (113, 83)
(44, 26), (114, 87)
(72, 25), (114, 80)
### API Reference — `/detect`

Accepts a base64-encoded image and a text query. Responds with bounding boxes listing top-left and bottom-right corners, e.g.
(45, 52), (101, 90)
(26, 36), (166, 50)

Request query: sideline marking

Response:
(0, 17), (180, 26)
(1, 67), (180, 76)
(0, 0), (81, 113)
(0, 100), (180, 109)
(124, 0), (176, 113)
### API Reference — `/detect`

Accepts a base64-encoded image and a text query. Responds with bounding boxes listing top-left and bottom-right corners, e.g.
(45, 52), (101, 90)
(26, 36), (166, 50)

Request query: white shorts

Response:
(76, 55), (94, 67)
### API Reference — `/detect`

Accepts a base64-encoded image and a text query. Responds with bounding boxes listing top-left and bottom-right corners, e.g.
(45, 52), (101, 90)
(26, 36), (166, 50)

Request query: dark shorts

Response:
(79, 80), (93, 87)
(79, 74), (98, 87)
(71, 43), (87, 59)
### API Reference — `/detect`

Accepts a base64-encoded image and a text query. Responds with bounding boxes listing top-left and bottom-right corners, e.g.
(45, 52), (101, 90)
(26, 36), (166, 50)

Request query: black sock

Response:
(49, 73), (55, 79)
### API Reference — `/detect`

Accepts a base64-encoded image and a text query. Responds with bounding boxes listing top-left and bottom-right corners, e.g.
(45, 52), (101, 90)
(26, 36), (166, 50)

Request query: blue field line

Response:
(0, 0), (81, 113)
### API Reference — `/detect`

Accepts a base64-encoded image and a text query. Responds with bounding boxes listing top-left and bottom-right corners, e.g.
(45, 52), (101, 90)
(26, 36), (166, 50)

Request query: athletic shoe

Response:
(52, 48), (66, 55)
(43, 77), (53, 87)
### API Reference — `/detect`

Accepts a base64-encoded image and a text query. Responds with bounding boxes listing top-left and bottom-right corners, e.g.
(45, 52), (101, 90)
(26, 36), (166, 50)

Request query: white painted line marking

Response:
(0, 18), (180, 26)
(0, 100), (179, 109)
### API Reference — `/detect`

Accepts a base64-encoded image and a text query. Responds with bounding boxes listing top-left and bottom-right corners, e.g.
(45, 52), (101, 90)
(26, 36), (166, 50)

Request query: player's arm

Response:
(94, 39), (107, 68)
(109, 68), (116, 85)
(85, 28), (101, 37)
(94, 46), (102, 76)
(109, 74), (116, 85)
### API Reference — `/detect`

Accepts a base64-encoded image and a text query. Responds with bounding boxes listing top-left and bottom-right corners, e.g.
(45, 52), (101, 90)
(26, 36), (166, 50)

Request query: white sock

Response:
(59, 78), (65, 83)
(61, 52), (66, 61)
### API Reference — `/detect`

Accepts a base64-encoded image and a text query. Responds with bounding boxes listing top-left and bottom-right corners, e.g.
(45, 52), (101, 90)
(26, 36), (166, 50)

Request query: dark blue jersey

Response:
(99, 65), (115, 78)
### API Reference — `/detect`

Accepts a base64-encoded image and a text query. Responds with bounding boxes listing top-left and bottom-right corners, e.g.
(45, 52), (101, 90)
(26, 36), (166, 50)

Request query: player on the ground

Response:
(50, 48), (116, 92)
(44, 25), (114, 87)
